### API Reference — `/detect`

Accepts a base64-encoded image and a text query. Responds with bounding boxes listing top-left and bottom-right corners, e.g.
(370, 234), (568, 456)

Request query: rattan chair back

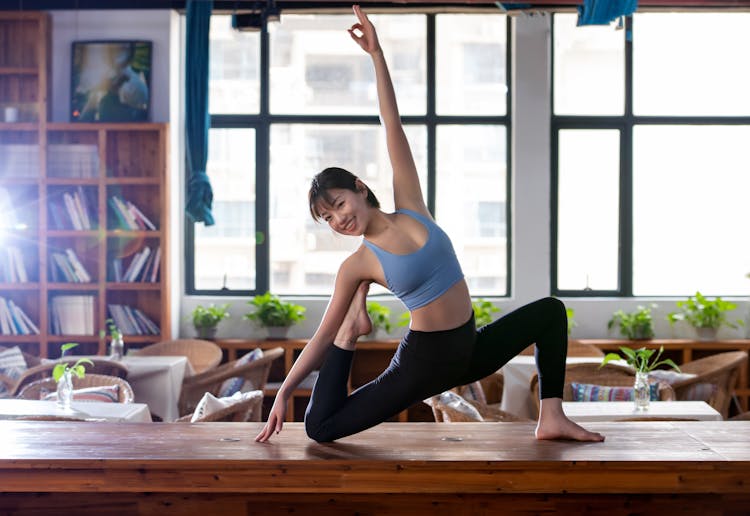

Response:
(17, 373), (135, 403)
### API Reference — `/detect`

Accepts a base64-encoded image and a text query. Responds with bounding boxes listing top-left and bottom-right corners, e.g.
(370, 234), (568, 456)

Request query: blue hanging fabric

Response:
(185, 0), (215, 226)
(577, 0), (637, 26)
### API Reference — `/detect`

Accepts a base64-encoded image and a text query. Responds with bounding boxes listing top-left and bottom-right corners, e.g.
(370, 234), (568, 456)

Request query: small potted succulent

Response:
(191, 303), (231, 339)
(667, 291), (743, 340)
(608, 304), (656, 340)
(244, 292), (306, 339)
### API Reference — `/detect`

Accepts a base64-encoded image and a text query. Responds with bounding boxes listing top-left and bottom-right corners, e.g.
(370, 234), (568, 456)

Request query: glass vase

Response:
(110, 334), (124, 360)
(56, 370), (74, 411)
(633, 371), (650, 411)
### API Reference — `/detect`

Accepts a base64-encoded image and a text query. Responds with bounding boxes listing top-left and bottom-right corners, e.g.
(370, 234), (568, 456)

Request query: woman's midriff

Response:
(407, 279), (473, 332)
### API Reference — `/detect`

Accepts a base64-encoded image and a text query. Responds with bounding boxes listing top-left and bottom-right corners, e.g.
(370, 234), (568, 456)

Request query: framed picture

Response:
(71, 40), (152, 122)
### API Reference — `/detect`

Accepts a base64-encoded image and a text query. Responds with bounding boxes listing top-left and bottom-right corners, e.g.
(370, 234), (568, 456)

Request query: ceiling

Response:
(0, 0), (748, 10)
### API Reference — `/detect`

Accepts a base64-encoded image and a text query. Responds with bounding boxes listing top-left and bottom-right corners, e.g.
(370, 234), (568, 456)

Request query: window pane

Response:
(436, 125), (507, 295)
(633, 125), (750, 296)
(269, 124), (427, 295)
(557, 129), (620, 290)
(436, 14), (507, 116)
(553, 13), (625, 116)
(208, 15), (260, 114)
(194, 129), (256, 290)
(269, 15), (425, 115)
(633, 13), (750, 116)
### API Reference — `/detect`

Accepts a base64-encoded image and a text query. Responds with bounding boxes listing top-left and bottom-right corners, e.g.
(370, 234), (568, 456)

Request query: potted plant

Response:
(100, 318), (125, 359)
(608, 304), (656, 340)
(365, 301), (392, 339)
(244, 292), (306, 339)
(667, 291), (743, 340)
(472, 298), (501, 327)
(53, 343), (94, 411)
(601, 345), (680, 411)
(191, 303), (231, 339)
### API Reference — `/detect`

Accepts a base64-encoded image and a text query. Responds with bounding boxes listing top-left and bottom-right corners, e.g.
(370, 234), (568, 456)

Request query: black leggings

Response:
(304, 297), (568, 442)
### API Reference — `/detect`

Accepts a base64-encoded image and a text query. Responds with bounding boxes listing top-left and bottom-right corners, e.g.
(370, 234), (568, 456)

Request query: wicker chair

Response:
(178, 347), (283, 417)
(10, 358), (129, 397)
(133, 339), (223, 375)
(670, 351), (748, 419)
(0, 346), (42, 394)
(529, 362), (676, 412)
(17, 374), (135, 403)
(424, 390), (530, 422)
(176, 390), (264, 423)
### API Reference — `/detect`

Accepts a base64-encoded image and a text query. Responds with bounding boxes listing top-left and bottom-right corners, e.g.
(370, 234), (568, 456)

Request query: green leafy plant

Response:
(472, 298), (500, 327)
(608, 304), (656, 340)
(244, 292), (306, 328)
(52, 343), (94, 382)
(366, 301), (392, 335)
(99, 318), (122, 341)
(667, 291), (743, 330)
(601, 346), (680, 374)
(566, 307), (577, 336)
(191, 303), (231, 330)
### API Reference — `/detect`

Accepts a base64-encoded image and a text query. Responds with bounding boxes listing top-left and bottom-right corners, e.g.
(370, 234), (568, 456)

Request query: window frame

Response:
(551, 13), (750, 297)
(186, 12), (512, 297)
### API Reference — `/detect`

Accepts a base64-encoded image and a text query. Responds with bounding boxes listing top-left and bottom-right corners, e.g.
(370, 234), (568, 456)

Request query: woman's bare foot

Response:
(333, 282), (372, 350)
(535, 398), (605, 442)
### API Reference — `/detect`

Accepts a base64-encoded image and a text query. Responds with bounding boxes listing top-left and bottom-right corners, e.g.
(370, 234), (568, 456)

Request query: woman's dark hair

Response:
(308, 167), (380, 221)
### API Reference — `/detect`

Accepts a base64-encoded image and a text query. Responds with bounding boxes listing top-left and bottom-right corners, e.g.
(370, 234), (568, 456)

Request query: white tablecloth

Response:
(562, 401), (722, 422)
(121, 356), (193, 422)
(0, 399), (152, 422)
(500, 355), (625, 420)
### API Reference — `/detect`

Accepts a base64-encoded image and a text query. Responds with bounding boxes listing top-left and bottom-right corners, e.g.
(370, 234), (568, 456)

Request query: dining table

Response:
(562, 400), (722, 422)
(120, 355), (194, 422)
(0, 398), (152, 422)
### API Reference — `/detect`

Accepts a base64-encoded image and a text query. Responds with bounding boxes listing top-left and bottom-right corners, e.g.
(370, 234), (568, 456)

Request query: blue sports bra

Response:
(363, 209), (464, 311)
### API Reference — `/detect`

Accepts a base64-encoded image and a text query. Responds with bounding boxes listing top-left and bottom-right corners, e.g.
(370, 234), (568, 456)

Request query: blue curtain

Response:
(185, 0), (215, 226)
(578, 0), (638, 26)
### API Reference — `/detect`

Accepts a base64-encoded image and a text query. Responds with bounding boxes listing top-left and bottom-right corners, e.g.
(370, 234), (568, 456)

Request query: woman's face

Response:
(316, 187), (370, 236)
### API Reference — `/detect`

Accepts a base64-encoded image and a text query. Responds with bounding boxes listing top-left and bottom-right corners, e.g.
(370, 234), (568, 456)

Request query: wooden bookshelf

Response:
(0, 13), (170, 358)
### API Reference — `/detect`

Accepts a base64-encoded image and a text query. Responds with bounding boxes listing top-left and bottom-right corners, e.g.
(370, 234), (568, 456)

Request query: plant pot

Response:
(630, 325), (654, 340)
(195, 326), (217, 340)
(695, 327), (718, 341)
(266, 326), (290, 340)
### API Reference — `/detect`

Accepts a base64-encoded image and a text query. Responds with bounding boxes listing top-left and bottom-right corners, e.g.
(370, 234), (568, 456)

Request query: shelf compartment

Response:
(106, 184), (160, 230)
(0, 183), (39, 231)
(46, 184), (98, 231)
(0, 233), (39, 283)
(0, 290), (41, 336)
(47, 235), (100, 284)
(48, 290), (97, 337)
(105, 289), (161, 337)
(107, 235), (160, 283)
(106, 129), (163, 179)
(0, 131), (40, 179)
(47, 130), (100, 179)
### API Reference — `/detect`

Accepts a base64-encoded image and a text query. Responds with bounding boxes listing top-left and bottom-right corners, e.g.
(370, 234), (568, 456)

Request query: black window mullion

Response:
(426, 14), (436, 215)
(256, 23), (270, 295)
(620, 15), (634, 297)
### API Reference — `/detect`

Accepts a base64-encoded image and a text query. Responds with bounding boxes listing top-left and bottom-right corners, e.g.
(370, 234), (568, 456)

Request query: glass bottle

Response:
(56, 370), (74, 411)
(110, 333), (124, 360)
(633, 371), (650, 411)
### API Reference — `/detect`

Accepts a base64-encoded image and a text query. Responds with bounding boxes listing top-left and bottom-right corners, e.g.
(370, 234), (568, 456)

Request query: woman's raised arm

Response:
(348, 5), (428, 215)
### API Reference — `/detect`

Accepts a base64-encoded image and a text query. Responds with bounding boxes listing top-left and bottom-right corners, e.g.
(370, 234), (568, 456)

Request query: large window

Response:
(187, 12), (510, 297)
(552, 12), (750, 297)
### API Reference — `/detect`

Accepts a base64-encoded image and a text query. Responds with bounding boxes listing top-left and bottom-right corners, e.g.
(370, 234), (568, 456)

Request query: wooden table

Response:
(1, 421), (750, 514)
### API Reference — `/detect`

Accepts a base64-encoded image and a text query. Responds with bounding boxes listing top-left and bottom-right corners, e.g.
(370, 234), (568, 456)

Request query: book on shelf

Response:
(0, 247), (28, 283)
(0, 297), (39, 335)
(49, 294), (94, 335)
(107, 303), (160, 336)
(51, 187), (96, 230)
(114, 245), (160, 283)
(50, 249), (91, 283)
(109, 195), (156, 231)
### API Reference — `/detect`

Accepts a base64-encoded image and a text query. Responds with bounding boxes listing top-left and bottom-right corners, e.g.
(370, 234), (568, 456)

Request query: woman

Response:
(256, 5), (604, 444)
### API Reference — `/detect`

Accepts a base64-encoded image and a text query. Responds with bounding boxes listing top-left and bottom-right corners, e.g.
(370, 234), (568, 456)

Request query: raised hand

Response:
(348, 5), (381, 55)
